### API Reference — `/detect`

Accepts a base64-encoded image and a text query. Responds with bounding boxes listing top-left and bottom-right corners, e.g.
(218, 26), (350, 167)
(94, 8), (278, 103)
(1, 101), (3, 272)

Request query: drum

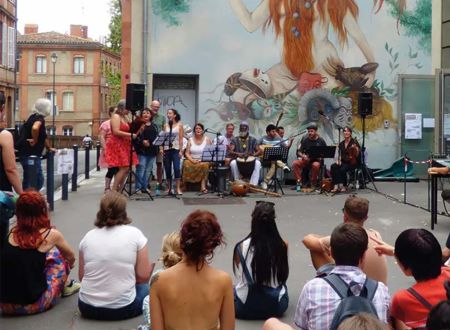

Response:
(231, 181), (249, 196)
(236, 156), (256, 179)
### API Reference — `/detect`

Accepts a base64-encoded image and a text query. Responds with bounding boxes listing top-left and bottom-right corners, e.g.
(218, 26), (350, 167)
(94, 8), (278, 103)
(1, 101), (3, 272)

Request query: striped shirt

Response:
(294, 266), (390, 330)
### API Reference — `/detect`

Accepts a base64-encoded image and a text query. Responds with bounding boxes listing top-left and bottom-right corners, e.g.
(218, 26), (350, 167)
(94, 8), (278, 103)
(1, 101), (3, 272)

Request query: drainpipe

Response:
(142, 0), (148, 93)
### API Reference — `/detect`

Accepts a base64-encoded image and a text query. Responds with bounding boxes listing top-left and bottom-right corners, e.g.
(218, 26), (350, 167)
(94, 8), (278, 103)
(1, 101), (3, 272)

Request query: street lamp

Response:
(51, 52), (57, 147)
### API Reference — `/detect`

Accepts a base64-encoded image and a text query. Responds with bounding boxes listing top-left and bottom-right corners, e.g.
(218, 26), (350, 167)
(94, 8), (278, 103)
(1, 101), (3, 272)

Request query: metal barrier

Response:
(85, 146), (90, 180)
(46, 152), (55, 211)
(72, 145), (78, 192)
(96, 141), (101, 171)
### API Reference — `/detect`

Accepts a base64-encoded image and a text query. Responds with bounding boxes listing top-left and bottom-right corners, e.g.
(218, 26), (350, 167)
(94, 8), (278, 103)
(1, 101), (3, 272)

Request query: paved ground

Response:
(1, 170), (449, 330)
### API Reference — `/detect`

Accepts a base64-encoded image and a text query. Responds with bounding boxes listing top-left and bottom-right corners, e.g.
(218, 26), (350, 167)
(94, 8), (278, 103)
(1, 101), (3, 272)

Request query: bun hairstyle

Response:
(160, 232), (183, 269)
(95, 191), (131, 228)
(180, 210), (224, 270)
(32, 98), (52, 117)
(426, 281), (450, 330)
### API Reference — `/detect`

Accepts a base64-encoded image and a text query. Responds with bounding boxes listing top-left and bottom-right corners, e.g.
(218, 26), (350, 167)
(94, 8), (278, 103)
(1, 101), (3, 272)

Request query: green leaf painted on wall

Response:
(153, 0), (192, 27)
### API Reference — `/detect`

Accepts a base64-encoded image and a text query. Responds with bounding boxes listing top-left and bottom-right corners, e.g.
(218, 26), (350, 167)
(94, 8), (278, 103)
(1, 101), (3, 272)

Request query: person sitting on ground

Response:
(182, 123), (212, 193)
(78, 191), (152, 320)
(0, 191), (80, 315)
(374, 228), (450, 330)
(150, 210), (234, 330)
(233, 200), (289, 319)
(140, 232), (183, 330)
(258, 124), (291, 191)
(302, 195), (387, 284)
(426, 280), (450, 330)
(266, 223), (389, 330)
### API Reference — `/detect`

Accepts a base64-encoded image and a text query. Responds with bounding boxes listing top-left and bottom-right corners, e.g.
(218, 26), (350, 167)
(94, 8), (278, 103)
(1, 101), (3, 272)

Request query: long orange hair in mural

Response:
(265, 0), (358, 78)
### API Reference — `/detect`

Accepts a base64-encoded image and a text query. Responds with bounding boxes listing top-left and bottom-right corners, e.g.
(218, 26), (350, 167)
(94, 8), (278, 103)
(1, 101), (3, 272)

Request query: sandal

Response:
(331, 188), (339, 193)
(201, 188), (208, 194)
(340, 187), (347, 192)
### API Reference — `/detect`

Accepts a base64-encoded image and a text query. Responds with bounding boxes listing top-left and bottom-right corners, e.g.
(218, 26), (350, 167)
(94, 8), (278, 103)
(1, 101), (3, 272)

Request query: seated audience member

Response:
(233, 201), (289, 319)
(141, 232), (182, 330)
(182, 123), (212, 193)
(258, 124), (290, 190)
(337, 313), (387, 330)
(330, 126), (360, 193)
(303, 195), (387, 284)
(0, 191), (80, 315)
(291, 124), (326, 189)
(295, 223), (390, 329)
(78, 191), (152, 320)
(374, 228), (450, 330)
(150, 210), (234, 330)
(426, 280), (450, 330)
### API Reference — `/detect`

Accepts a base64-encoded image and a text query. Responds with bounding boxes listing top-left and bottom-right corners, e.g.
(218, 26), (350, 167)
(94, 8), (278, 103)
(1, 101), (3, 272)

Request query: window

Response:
(7, 26), (15, 69)
(63, 126), (73, 136)
(62, 91), (73, 111)
(36, 56), (47, 73)
(46, 126), (56, 135)
(73, 56), (84, 74)
(46, 90), (56, 107)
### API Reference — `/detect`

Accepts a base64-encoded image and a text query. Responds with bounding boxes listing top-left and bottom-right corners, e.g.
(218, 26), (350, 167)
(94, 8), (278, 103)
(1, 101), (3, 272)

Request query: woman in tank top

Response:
(0, 191), (79, 315)
(182, 123), (212, 193)
(161, 108), (184, 195)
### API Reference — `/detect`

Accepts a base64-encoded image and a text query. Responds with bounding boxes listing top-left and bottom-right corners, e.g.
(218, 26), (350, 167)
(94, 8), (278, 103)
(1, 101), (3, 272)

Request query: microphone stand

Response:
(204, 128), (223, 196)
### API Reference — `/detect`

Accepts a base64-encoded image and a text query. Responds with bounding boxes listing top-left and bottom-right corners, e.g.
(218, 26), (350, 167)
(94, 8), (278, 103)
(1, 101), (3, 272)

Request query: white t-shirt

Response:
(78, 225), (148, 308)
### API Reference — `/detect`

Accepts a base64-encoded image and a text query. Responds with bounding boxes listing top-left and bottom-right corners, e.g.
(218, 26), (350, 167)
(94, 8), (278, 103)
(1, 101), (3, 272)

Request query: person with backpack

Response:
(294, 223), (389, 330)
(374, 228), (450, 330)
(16, 98), (56, 190)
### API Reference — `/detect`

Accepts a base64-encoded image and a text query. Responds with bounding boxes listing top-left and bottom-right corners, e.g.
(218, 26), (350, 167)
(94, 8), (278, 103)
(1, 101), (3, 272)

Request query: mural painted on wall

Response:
(151, 0), (431, 168)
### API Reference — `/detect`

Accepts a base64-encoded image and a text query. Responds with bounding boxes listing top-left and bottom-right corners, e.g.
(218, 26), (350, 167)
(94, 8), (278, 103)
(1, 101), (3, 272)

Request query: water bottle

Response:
(155, 183), (160, 196)
(296, 181), (301, 192)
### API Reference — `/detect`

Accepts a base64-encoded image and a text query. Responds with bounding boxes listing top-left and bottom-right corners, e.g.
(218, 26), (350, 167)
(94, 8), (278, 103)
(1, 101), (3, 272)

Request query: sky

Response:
(17, 0), (111, 42)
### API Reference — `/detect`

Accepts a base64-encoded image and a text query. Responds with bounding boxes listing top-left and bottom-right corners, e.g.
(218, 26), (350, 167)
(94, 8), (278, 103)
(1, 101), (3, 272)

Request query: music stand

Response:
(306, 146), (336, 192)
(152, 132), (179, 199)
(201, 145), (226, 195)
(262, 146), (289, 194)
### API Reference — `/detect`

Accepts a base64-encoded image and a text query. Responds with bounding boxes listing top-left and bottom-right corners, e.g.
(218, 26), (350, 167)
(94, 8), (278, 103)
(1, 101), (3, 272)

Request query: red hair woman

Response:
(0, 191), (80, 315)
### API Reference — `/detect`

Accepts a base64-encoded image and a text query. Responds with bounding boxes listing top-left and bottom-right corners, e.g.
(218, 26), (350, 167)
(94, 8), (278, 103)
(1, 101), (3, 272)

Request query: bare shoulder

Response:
(210, 268), (232, 286)
(366, 228), (382, 240)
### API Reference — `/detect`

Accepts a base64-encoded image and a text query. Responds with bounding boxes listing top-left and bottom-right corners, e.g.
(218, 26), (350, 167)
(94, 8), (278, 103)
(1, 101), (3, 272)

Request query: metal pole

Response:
(403, 154), (407, 204)
(52, 61), (56, 147)
(27, 155), (39, 189)
(72, 145), (78, 191)
(85, 146), (90, 179)
(62, 173), (69, 200)
(96, 141), (101, 171)
(46, 152), (54, 211)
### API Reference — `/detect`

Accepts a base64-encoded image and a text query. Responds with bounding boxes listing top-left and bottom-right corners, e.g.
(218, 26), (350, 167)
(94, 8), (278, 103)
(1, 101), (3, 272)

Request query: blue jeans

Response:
(78, 283), (149, 321)
(20, 156), (44, 190)
(164, 149), (181, 180)
(135, 154), (156, 191)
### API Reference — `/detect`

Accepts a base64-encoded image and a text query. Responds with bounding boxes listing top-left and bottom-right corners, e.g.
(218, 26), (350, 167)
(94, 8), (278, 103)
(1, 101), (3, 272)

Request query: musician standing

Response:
(258, 124), (290, 190)
(330, 126), (360, 193)
(229, 121), (261, 186)
(291, 124), (326, 189)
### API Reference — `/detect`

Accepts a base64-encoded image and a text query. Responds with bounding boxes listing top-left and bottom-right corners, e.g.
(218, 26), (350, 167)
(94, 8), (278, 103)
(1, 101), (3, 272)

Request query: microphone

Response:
(169, 120), (173, 129)
(204, 128), (209, 133)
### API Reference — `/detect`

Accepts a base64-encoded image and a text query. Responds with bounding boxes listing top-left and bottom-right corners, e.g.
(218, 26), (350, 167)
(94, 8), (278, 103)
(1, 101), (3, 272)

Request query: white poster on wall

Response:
(405, 113), (422, 139)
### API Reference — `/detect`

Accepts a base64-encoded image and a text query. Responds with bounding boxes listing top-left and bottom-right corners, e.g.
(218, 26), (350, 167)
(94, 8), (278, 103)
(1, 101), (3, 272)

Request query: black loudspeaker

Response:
(358, 92), (373, 116)
(126, 83), (145, 113)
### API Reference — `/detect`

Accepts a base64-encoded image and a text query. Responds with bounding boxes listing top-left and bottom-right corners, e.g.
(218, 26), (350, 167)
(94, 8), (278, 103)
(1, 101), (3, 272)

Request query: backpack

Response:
(405, 287), (433, 330)
(323, 273), (379, 330)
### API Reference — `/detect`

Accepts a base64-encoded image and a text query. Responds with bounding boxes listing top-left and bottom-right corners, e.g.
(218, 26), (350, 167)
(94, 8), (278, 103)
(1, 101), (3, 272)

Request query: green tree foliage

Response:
(105, 66), (121, 107)
(385, 0), (431, 54)
(106, 0), (122, 54)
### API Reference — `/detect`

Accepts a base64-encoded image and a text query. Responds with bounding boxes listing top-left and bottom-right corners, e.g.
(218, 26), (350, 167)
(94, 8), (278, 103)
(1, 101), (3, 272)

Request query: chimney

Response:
(24, 24), (38, 34)
(70, 25), (88, 38)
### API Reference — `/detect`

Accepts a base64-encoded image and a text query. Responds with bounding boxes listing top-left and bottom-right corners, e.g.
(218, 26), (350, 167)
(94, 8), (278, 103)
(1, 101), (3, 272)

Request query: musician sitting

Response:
(330, 126), (360, 193)
(259, 124), (290, 190)
(291, 124), (327, 189)
(182, 123), (212, 193)
(213, 123), (235, 166)
(276, 126), (293, 149)
(229, 121), (261, 186)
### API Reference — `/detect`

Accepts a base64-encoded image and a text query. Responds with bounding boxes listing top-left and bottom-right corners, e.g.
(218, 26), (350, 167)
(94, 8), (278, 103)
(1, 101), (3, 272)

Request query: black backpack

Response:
(323, 273), (379, 330)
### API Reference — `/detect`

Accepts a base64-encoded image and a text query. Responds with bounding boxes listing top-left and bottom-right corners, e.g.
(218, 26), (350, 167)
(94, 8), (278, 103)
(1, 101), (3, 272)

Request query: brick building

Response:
(17, 24), (120, 137)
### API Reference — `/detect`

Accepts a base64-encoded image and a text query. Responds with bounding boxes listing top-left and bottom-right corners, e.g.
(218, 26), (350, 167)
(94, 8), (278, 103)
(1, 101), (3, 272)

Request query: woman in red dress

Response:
(105, 100), (138, 192)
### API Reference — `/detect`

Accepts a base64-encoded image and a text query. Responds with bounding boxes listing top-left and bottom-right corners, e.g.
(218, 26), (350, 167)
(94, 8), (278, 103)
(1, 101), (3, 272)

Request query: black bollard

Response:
(62, 173), (69, 200)
(85, 144), (90, 179)
(46, 151), (55, 211)
(27, 155), (39, 189)
(72, 145), (78, 191)
(96, 141), (101, 171)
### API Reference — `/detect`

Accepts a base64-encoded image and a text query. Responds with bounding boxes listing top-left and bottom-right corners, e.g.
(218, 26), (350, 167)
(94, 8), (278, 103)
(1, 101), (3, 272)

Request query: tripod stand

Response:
(359, 115), (378, 191)
(262, 146), (289, 195)
(122, 113), (153, 200)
